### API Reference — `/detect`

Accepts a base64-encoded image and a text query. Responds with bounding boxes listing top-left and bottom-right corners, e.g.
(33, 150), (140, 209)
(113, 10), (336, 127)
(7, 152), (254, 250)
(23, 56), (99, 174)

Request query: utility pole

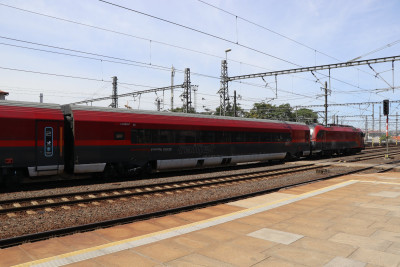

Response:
(40, 93), (43, 103)
(170, 66), (175, 111)
(193, 85), (198, 113)
(396, 112), (398, 142)
(156, 99), (161, 111)
(379, 106), (382, 135)
(111, 76), (118, 108)
(365, 115), (368, 139)
(324, 81), (328, 126)
(372, 104), (374, 131)
(183, 68), (191, 113)
(233, 90), (237, 117)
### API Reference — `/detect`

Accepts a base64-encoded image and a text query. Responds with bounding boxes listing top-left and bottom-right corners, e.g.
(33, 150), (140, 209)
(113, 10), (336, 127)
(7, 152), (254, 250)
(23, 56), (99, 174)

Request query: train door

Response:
(34, 120), (64, 176)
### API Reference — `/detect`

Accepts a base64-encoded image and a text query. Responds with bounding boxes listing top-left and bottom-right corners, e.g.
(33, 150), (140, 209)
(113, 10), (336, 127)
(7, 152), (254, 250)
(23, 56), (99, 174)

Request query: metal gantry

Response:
(111, 76), (118, 108)
(228, 55), (400, 81)
(72, 70), (196, 112)
(294, 99), (400, 109)
(181, 68), (192, 113)
(219, 59), (229, 115)
(218, 54), (399, 117)
(71, 84), (184, 106)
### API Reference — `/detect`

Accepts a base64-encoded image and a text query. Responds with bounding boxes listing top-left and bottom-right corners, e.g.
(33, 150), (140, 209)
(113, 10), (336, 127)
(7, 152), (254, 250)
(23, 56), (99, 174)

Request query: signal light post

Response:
(383, 99), (389, 159)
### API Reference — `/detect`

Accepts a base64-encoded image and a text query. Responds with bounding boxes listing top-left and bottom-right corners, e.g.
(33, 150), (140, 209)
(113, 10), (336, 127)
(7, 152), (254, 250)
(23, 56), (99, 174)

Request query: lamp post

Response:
(225, 49), (231, 61)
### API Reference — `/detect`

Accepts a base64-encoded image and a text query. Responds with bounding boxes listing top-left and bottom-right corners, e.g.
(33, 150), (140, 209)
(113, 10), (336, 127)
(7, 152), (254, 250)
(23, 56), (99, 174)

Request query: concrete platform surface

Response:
(2, 172), (400, 266)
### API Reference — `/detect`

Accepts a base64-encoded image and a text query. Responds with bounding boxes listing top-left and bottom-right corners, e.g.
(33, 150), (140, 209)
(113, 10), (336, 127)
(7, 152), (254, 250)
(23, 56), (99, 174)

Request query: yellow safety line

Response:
(13, 179), (359, 267)
(359, 180), (400, 185)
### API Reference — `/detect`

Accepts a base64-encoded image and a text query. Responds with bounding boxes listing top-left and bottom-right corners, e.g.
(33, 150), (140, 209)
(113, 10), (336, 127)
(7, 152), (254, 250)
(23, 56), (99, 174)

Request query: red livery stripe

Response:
(0, 140), (60, 147)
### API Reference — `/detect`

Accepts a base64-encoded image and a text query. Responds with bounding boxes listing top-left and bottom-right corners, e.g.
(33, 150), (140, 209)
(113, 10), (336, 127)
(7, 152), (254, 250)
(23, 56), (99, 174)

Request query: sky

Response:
(0, 0), (399, 131)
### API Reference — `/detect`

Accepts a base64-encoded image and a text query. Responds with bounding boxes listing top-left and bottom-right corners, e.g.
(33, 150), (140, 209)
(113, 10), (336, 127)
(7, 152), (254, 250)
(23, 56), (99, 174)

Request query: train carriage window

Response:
(159, 130), (173, 143)
(259, 132), (270, 142)
(141, 129), (151, 143)
(177, 130), (196, 143)
(186, 131), (196, 143)
(224, 131), (232, 142)
(214, 131), (223, 143)
(232, 132), (244, 142)
(271, 132), (281, 142)
(200, 131), (215, 143)
(247, 132), (259, 142)
(150, 129), (159, 143)
(114, 132), (125, 140)
(285, 133), (291, 142)
(131, 129), (145, 143)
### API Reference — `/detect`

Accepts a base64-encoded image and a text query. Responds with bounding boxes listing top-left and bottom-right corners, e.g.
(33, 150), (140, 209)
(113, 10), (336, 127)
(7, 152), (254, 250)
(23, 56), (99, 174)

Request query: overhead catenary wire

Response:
(98, 0), (301, 67)
(0, 2), (372, 98)
(98, 0), (377, 95)
(197, 0), (338, 62)
(0, 36), (325, 97)
(196, 0), (383, 82)
(0, 3), (285, 74)
(349, 40), (400, 62)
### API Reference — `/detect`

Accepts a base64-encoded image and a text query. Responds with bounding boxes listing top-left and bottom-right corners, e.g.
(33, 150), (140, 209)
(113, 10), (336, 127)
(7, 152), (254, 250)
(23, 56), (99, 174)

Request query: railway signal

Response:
(383, 99), (389, 116)
(383, 99), (389, 159)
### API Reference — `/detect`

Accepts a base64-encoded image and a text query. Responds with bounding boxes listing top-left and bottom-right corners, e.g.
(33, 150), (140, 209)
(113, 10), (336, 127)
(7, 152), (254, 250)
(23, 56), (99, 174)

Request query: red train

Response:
(310, 124), (365, 155)
(0, 101), (364, 186)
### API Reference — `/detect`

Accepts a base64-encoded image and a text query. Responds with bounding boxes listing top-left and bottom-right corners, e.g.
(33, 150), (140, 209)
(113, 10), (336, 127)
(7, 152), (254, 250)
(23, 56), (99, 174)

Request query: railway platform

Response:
(2, 172), (400, 266)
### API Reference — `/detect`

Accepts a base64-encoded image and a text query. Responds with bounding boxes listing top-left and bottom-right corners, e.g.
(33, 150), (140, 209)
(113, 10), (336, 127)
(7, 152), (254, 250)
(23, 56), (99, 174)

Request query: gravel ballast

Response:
(0, 163), (361, 240)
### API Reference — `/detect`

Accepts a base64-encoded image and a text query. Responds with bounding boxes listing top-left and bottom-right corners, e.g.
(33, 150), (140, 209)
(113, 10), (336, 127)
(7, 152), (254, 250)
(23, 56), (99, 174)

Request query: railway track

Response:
(1, 159), (396, 249)
(349, 151), (400, 162)
(0, 164), (322, 216)
(317, 147), (400, 163)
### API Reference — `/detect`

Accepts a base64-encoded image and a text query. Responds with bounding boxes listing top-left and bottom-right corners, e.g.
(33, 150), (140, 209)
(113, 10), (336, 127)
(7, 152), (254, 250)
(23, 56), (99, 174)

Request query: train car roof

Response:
(311, 123), (361, 132)
(0, 100), (62, 110)
(0, 100), (64, 120)
(63, 104), (309, 128)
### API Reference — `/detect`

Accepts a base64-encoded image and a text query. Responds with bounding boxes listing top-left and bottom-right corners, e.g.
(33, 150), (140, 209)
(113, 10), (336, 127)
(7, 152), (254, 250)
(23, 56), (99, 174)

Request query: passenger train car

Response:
(0, 100), (364, 186)
(0, 101), (65, 181)
(61, 104), (310, 177)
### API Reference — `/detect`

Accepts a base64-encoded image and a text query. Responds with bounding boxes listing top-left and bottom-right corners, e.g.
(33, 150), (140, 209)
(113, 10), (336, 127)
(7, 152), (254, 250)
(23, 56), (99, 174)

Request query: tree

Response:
(245, 102), (318, 123)
(294, 108), (318, 124)
(245, 102), (294, 120)
(214, 103), (247, 117)
(379, 134), (391, 142)
(245, 102), (275, 119)
(171, 106), (196, 113)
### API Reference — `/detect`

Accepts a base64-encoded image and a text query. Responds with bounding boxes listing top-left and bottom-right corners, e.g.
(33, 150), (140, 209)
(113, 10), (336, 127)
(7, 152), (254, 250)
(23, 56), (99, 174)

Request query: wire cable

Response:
(98, 0), (301, 67)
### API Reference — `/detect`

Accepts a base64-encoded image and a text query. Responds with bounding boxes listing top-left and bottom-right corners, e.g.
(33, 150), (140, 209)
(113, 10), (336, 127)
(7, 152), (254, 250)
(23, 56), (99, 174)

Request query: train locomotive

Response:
(0, 100), (364, 186)
(310, 124), (365, 155)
